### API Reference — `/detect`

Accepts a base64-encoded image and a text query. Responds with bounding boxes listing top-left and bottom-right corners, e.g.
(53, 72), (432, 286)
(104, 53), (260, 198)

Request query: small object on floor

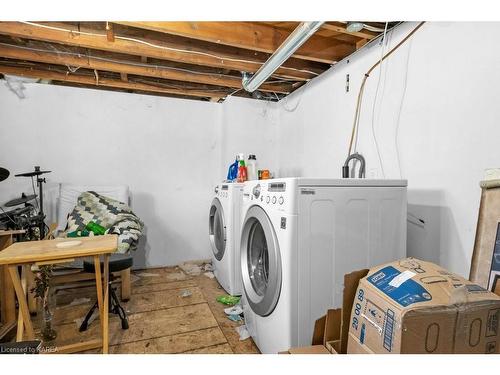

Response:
(204, 271), (215, 279)
(216, 295), (240, 306)
(224, 304), (243, 316)
(235, 325), (250, 341)
(179, 262), (203, 276)
(179, 289), (192, 298)
(228, 314), (243, 322)
(203, 263), (213, 272)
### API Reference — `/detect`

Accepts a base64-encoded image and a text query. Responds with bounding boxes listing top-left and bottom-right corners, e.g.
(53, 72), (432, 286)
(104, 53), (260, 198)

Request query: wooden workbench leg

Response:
(8, 266), (34, 340)
(120, 268), (131, 301)
(103, 254), (110, 354)
(16, 266), (28, 340)
(93, 256), (105, 354)
(1, 235), (16, 325)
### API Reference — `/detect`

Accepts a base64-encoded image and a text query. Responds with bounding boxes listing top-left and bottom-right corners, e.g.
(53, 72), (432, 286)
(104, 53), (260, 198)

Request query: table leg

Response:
(103, 254), (110, 354)
(93, 256), (105, 354)
(16, 266), (27, 340)
(8, 266), (34, 340)
(1, 235), (16, 325)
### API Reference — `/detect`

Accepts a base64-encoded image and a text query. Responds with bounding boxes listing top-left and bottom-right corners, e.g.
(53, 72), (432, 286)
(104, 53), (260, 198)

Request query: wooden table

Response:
(0, 235), (117, 353)
(0, 229), (25, 340)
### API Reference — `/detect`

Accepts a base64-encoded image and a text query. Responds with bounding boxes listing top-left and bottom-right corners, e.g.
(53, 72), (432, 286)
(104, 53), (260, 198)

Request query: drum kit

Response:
(0, 166), (51, 240)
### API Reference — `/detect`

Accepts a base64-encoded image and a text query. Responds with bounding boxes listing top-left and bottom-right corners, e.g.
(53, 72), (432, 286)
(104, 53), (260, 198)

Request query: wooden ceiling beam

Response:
(0, 64), (228, 100)
(0, 22), (321, 81)
(114, 21), (355, 64)
(0, 42), (292, 93)
(322, 22), (378, 40)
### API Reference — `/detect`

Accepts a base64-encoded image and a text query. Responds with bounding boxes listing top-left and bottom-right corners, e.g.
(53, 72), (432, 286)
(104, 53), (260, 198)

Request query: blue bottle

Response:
(227, 158), (239, 181)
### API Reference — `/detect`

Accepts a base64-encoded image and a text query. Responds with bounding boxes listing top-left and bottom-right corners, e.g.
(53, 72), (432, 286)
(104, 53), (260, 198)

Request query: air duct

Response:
(242, 21), (324, 93)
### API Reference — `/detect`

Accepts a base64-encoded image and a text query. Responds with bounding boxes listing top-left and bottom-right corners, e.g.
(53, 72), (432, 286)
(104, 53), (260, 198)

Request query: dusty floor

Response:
(34, 266), (260, 354)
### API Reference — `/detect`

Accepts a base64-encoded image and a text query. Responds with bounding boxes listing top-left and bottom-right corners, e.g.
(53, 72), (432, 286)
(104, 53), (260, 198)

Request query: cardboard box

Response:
(348, 258), (500, 354)
(470, 179), (500, 296)
(283, 270), (369, 354)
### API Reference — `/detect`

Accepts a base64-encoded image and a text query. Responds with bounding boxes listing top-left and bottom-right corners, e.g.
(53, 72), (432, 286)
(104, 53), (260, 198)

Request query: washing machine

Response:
(209, 182), (244, 296)
(240, 178), (407, 353)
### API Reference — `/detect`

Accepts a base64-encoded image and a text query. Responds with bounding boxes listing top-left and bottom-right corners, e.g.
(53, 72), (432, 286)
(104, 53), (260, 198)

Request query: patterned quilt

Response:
(63, 191), (144, 253)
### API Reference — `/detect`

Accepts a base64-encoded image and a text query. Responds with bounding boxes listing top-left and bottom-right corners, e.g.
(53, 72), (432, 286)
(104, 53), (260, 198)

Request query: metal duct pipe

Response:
(241, 21), (324, 93)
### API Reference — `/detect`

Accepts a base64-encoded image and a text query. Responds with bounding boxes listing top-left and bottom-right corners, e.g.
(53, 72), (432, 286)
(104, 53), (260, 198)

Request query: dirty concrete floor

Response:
(34, 266), (260, 354)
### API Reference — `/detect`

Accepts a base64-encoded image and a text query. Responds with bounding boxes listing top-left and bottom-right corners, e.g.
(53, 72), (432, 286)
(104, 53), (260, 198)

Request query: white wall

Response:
(276, 22), (500, 277)
(0, 83), (276, 268)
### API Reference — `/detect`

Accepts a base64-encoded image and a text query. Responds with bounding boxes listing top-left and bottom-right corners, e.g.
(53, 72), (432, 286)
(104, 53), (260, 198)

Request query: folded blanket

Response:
(63, 191), (144, 253)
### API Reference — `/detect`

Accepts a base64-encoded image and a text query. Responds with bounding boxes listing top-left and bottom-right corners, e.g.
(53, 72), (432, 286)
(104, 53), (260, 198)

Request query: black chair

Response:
(79, 254), (132, 332)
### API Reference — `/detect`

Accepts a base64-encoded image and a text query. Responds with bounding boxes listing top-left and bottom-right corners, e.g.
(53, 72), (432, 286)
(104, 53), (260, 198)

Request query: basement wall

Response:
(0, 84), (276, 268)
(276, 21), (500, 277)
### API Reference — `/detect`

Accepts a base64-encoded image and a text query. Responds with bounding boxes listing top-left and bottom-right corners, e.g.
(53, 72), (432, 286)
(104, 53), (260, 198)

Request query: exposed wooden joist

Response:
(115, 22), (356, 64)
(0, 22), (321, 81)
(0, 64), (228, 100)
(322, 22), (378, 40)
(0, 42), (292, 93)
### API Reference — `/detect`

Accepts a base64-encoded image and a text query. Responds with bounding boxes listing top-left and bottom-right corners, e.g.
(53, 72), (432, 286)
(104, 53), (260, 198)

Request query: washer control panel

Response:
(248, 181), (287, 211)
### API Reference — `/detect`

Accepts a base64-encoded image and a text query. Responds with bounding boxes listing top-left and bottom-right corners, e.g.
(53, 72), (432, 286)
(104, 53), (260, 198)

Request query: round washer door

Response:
(240, 205), (282, 317)
(209, 198), (226, 261)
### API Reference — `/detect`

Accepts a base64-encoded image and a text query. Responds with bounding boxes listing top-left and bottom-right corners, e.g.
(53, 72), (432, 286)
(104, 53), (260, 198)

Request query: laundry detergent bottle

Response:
(247, 154), (258, 180)
(237, 158), (247, 183)
(227, 157), (239, 181)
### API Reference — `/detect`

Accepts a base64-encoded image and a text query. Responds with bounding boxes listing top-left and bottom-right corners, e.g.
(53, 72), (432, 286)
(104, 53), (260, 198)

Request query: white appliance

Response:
(209, 182), (244, 295)
(240, 178), (407, 353)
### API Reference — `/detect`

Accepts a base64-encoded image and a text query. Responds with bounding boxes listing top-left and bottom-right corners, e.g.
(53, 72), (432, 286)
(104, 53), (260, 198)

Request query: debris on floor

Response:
(227, 314), (243, 322)
(179, 289), (192, 298)
(216, 295), (241, 306)
(224, 304), (243, 316)
(204, 271), (215, 279)
(235, 325), (250, 341)
(203, 263), (214, 272)
(179, 260), (213, 276)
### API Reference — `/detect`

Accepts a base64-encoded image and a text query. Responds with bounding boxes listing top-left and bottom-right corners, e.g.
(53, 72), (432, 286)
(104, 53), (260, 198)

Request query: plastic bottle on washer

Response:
(246, 154), (258, 181)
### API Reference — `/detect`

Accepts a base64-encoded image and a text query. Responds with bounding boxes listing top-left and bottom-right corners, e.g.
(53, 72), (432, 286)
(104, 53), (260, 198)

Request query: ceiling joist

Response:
(0, 22), (323, 81)
(114, 21), (356, 64)
(0, 64), (228, 100)
(0, 42), (292, 93)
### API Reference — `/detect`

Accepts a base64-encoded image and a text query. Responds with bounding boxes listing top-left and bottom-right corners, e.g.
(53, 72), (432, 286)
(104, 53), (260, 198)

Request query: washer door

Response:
(240, 205), (281, 317)
(209, 198), (226, 261)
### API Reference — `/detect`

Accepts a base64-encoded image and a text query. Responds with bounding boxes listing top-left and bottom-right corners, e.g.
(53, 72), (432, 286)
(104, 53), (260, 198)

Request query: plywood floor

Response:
(35, 266), (260, 354)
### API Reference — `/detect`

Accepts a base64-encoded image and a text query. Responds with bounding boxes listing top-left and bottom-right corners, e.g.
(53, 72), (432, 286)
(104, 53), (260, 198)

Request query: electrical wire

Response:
(369, 22), (389, 178)
(19, 22), (320, 77)
(347, 22), (425, 158)
(395, 40), (413, 179)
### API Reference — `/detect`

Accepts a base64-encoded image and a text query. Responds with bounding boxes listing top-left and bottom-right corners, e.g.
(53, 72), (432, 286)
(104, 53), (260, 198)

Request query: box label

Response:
(368, 266), (432, 307)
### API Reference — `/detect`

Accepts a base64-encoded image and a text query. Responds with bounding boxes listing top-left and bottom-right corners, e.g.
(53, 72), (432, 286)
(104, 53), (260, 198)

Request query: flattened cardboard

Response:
(348, 258), (500, 354)
(341, 269), (369, 354)
(470, 180), (500, 291)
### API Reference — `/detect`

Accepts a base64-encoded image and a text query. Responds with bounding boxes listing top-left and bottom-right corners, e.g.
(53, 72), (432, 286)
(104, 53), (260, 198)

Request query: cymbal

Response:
(15, 170), (51, 177)
(0, 167), (9, 182)
(5, 193), (37, 207)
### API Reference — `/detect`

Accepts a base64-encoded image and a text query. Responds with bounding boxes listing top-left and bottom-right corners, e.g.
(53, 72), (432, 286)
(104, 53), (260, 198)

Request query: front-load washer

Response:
(240, 178), (407, 353)
(209, 182), (244, 295)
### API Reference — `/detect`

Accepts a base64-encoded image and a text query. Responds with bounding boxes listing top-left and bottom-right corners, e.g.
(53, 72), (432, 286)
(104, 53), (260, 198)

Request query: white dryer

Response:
(240, 178), (407, 353)
(209, 182), (244, 296)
